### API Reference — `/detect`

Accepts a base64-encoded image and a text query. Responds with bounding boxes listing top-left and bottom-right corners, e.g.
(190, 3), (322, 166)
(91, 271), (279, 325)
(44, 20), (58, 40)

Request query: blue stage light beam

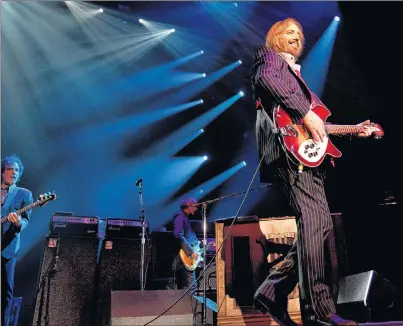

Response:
(190, 161), (246, 199)
(149, 50), (204, 72)
(145, 92), (243, 157)
(301, 16), (341, 97)
(56, 99), (205, 153)
(151, 60), (243, 108)
(109, 69), (207, 105)
(209, 139), (272, 220)
(160, 161), (246, 225)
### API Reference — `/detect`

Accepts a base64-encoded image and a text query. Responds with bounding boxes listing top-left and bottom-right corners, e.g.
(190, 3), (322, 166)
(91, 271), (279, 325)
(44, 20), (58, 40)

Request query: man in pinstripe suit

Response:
(252, 18), (371, 325)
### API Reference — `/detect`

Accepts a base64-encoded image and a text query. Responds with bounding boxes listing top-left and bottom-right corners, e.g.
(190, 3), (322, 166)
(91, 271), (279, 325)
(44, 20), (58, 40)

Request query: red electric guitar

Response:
(274, 104), (384, 168)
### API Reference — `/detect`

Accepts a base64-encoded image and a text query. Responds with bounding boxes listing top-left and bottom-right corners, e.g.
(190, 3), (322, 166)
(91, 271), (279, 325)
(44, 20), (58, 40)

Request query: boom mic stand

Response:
(192, 184), (272, 325)
(136, 178), (147, 291)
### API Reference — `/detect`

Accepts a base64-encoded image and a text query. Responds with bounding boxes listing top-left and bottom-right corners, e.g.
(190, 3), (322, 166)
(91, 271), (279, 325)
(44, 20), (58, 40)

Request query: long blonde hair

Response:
(265, 18), (305, 59)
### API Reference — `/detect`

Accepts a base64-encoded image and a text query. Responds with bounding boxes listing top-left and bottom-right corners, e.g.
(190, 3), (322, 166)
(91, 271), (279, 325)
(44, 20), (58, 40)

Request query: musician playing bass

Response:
(167, 197), (199, 294)
(1, 154), (33, 326)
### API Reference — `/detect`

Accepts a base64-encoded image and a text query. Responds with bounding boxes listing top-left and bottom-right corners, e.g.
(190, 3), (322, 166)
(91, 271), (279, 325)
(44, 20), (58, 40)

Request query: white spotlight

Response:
(334, 16), (340, 22)
(169, 28), (175, 33)
(242, 161), (247, 167)
(200, 50), (204, 54)
(238, 60), (242, 64)
(98, 8), (103, 13)
(200, 189), (204, 194)
(200, 99), (204, 104)
(202, 73), (206, 77)
(203, 155), (208, 161)
(200, 129), (204, 133)
(239, 91), (244, 97)
(139, 18), (144, 23)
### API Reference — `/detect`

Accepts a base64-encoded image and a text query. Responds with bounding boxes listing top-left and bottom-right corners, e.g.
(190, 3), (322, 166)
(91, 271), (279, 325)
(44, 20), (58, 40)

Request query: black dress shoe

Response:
(254, 294), (298, 326)
(318, 313), (358, 326)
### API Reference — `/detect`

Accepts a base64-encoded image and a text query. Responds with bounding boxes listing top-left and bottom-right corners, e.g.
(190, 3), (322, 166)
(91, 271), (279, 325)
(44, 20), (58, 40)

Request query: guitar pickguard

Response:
(297, 136), (329, 163)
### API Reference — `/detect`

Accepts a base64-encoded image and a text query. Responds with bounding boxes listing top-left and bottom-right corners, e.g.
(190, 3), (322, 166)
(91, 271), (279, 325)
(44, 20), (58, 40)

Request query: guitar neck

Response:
(325, 125), (365, 135)
(1, 200), (42, 224)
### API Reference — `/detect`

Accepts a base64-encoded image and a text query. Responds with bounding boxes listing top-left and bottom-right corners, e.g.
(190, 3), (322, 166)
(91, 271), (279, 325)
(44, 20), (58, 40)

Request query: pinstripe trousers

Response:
(255, 163), (338, 323)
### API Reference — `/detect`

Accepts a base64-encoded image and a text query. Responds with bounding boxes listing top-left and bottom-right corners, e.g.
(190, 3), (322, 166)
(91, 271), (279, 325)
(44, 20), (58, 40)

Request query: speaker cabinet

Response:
(337, 270), (398, 322)
(110, 289), (194, 325)
(96, 238), (150, 325)
(150, 231), (178, 279)
(32, 236), (99, 326)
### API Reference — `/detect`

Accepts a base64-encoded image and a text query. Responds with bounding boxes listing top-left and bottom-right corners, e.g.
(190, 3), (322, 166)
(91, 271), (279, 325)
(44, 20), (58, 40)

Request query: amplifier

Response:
(49, 215), (98, 237)
(105, 218), (149, 239)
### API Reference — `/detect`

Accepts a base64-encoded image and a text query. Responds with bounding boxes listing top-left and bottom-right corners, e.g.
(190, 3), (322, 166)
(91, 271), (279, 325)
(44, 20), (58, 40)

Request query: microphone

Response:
(136, 178), (143, 186)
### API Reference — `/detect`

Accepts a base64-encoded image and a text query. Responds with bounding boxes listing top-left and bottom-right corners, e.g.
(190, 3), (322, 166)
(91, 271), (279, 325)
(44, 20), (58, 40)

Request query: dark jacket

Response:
(172, 211), (199, 256)
(1, 185), (33, 258)
(252, 46), (325, 182)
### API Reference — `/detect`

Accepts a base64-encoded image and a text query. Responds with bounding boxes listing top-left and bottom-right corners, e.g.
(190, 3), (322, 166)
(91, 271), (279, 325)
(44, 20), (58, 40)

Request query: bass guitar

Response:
(274, 104), (384, 168)
(1, 192), (57, 224)
(179, 240), (216, 271)
(179, 243), (204, 272)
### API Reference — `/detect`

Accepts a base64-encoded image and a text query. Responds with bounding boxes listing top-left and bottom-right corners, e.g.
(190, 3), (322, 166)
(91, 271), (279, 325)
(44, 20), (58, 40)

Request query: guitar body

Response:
(275, 104), (342, 168)
(179, 245), (203, 272)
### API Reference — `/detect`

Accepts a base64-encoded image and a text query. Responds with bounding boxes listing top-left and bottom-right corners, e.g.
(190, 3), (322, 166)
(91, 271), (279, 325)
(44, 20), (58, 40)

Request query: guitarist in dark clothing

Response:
(1, 154), (33, 326)
(252, 18), (372, 326)
(167, 197), (199, 294)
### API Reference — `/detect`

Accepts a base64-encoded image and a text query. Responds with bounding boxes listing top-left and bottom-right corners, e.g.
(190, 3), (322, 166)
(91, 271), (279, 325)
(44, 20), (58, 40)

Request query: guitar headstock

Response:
(38, 192), (57, 207)
(369, 123), (384, 139)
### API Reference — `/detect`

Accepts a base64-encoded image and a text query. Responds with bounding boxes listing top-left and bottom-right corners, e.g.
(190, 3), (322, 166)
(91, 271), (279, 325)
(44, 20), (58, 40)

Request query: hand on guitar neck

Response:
(303, 112), (373, 143)
(355, 120), (373, 138)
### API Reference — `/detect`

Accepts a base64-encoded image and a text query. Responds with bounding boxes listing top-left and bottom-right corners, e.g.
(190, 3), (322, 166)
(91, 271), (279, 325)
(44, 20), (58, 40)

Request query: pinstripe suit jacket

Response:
(1, 186), (33, 259)
(252, 46), (325, 182)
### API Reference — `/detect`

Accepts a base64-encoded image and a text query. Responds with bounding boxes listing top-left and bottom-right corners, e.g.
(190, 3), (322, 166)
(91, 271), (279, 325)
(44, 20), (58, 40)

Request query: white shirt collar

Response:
(278, 52), (301, 72)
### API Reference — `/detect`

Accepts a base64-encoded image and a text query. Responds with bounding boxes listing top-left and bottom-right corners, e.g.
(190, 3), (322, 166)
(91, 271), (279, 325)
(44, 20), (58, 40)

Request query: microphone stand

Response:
(137, 181), (147, 291)
(201, 203), (208, 325)
(193, 184), (271, 325)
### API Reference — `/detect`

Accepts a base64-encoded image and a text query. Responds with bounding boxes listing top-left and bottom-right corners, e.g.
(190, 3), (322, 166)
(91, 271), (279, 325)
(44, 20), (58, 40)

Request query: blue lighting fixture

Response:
(199, 99), (204, 104)
(200, 129), (204, 133)
(242, 161), (246, 167)
(334, 16), (340, 22)
(98, 8), (103, 13)
(169, 28), (175, 33)
(203, 155), (208, 161)
(238, 60), (242, 64)
(139, 18), (144, 23)
(200, 50), (204, 54)
(239, 91), (244, 97)
(202, 73), (206, 77)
